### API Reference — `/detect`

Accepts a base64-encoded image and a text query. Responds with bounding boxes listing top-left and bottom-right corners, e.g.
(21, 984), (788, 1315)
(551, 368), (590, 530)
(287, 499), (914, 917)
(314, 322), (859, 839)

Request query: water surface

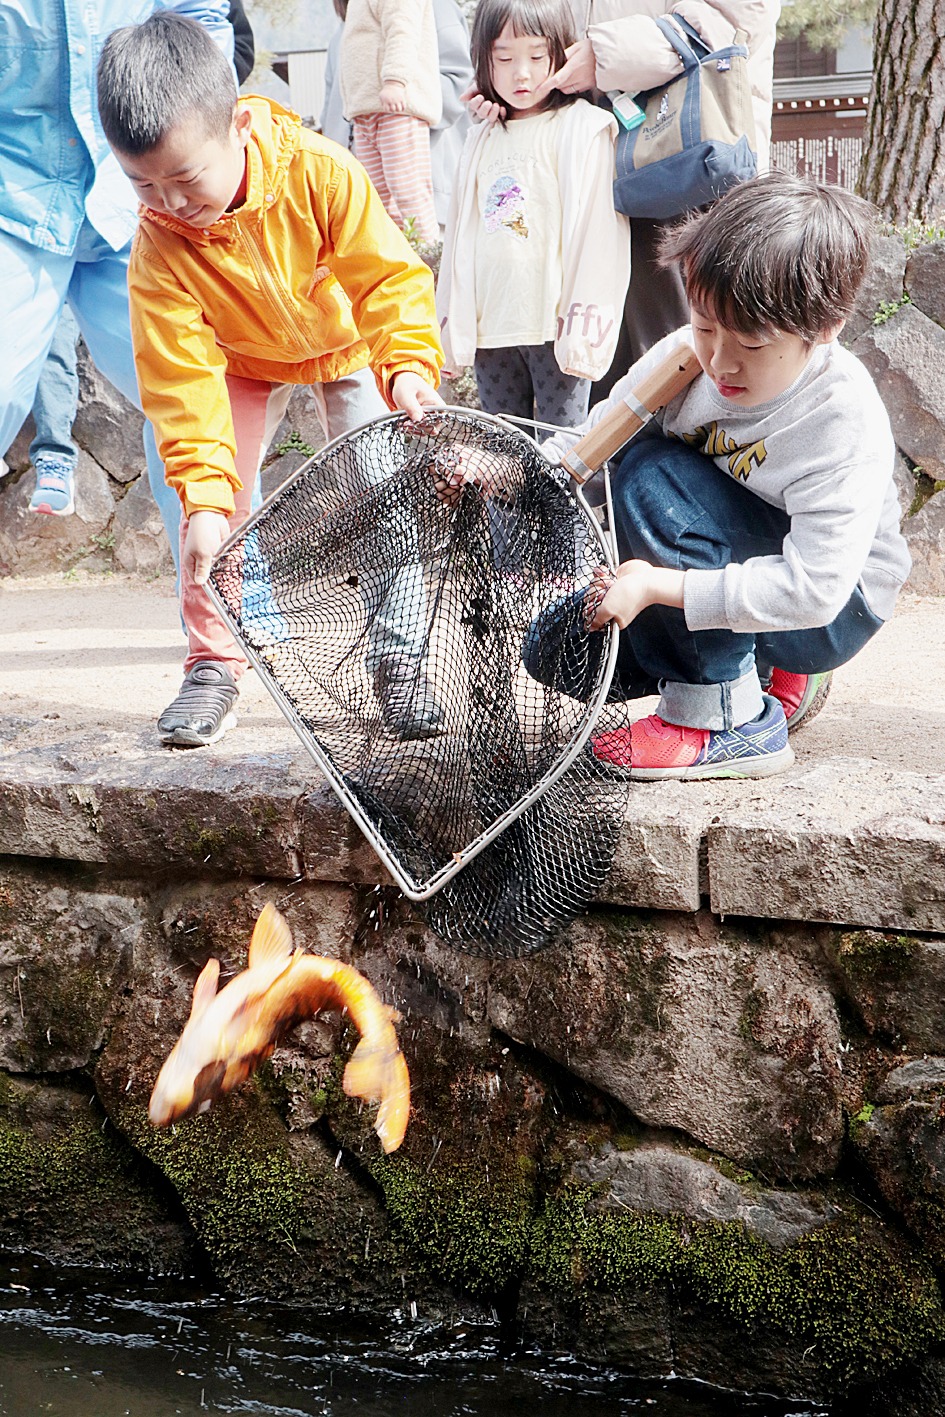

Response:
(0, 1257), (832, 1417)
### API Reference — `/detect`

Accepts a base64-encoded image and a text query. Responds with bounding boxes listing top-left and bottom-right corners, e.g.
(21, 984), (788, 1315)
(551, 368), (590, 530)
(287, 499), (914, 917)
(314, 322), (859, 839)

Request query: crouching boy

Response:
(97, 12), (445, 747)
(530, 172), (910, 779)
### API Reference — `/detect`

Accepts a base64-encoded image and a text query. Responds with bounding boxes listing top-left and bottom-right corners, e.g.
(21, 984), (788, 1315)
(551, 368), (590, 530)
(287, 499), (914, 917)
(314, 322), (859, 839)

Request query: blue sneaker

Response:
(28, 454), (75, 516)
(591, 693), (794, 780)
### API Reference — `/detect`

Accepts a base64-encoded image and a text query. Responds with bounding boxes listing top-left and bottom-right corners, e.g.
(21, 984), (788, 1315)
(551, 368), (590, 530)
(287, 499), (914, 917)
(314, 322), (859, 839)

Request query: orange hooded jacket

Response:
(127, 96), (443, 518)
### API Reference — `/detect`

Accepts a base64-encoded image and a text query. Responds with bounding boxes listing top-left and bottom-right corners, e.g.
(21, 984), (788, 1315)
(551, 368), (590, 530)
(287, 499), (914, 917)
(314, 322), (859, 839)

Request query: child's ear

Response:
(819, 318), (846, 345)
(234, 104), (253, 147)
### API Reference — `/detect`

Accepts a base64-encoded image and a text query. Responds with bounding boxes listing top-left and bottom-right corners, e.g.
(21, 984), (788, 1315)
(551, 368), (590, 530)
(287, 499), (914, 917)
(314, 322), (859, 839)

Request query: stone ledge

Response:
(2, 733), (943, 933)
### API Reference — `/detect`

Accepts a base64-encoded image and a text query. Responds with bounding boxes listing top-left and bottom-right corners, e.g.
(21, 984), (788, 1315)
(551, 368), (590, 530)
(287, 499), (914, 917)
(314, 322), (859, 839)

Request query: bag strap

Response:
(653, 15), (707, 69)
(654, 15), (750, 67)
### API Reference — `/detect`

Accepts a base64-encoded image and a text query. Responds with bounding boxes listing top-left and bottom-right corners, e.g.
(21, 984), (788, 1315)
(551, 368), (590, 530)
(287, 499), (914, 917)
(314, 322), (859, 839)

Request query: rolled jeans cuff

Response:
(657, 668), (765, 731)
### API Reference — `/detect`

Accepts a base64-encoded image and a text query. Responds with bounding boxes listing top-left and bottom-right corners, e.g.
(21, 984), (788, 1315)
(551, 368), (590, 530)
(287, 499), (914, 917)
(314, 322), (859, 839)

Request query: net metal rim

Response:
(205, 405), (620, 902)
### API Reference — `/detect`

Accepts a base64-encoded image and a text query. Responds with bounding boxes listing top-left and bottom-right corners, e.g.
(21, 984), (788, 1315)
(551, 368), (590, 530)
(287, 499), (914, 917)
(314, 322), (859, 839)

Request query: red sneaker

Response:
(767, 669), (832, 734)
(591, 698), (794, 781)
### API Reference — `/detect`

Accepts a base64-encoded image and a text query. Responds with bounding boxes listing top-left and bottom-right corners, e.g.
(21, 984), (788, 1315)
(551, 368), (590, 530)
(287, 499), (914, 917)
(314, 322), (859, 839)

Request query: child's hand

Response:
(460, 84), (506, 125)
(183, 509), (230, 586)
(431, 445), (509, 507)
(391, 372), (444, 422)
(589, 560), (685, 630)
(380, 80), (407, 114)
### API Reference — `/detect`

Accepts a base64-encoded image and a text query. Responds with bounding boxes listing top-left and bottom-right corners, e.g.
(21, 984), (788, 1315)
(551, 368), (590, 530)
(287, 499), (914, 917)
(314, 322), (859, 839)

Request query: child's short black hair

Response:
(660, 172), (878, 343)
(471, 0), (579, 119)
(98, 10), (237, 156)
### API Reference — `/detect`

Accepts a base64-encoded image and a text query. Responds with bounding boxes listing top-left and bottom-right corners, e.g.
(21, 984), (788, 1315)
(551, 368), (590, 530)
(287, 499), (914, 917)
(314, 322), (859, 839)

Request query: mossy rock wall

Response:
(2, 857), (945, 1409)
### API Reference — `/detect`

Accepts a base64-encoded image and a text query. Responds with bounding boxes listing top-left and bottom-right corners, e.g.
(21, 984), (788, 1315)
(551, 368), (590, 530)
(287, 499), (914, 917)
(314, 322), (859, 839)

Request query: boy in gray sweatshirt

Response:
(532, 172), (910, 780)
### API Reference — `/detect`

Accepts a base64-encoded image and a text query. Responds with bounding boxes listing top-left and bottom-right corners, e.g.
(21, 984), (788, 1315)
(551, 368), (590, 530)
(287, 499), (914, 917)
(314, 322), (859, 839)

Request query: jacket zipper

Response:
(235, 216), (318, 354)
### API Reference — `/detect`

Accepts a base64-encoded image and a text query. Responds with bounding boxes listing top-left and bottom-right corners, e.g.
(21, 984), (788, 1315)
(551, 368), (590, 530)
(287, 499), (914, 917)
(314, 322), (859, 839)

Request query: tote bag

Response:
(613, 17), (757, 220)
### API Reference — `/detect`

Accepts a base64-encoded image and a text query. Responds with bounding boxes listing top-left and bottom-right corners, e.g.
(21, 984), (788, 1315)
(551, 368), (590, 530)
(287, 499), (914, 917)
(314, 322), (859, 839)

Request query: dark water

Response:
(0, 1257), (831, 1417)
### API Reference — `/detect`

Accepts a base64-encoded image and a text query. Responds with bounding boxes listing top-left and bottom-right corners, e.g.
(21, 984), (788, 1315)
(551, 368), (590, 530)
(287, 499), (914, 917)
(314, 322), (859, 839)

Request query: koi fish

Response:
(148, 903), (410, 1152)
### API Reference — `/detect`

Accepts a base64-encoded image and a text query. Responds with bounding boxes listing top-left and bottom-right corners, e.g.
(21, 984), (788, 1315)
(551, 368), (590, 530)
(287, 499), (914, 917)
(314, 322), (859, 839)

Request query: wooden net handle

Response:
(560, 344), (701, 484)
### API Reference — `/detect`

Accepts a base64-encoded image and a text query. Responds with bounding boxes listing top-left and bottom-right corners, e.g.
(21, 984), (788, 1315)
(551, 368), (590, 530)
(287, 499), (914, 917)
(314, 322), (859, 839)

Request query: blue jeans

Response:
(0, 219), (182, 571)
(524, 435), (884, 729)
(29, 304), (80, 471)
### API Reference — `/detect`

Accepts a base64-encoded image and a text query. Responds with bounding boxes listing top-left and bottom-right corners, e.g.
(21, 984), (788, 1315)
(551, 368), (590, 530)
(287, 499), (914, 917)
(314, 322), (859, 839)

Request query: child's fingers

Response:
(583, 567), (614, 630)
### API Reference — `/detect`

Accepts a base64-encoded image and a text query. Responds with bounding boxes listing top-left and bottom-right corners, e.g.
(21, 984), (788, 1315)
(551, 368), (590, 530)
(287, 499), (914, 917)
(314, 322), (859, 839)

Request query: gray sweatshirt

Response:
(543, 328), (911, 634)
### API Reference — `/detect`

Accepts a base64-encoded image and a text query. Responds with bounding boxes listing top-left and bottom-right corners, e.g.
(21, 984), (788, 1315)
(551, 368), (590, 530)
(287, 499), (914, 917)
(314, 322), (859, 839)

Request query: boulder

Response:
(852, 1094), (945, 1271)
(0, 449), (115, 575)
(112, 472), (175, 577)
(0, 866), (138, 1072)
(830, 929), (945, 1052)
(569, 1139), (839, 1248)
(414, 911), (846, 1180)
(853, 301), (945, 483)
(902, 486), (945, 596)
(72, 342), (146, 484)
(845, 232), (909, 343)
(905, 239), (945, 329)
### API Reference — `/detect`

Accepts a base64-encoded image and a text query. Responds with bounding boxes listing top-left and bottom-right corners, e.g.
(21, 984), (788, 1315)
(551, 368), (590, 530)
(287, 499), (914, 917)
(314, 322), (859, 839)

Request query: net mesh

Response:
(209, 408), (628, 957)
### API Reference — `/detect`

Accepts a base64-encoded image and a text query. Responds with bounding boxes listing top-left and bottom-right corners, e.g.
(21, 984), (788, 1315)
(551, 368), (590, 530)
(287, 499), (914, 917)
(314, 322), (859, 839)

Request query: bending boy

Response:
(531, 173), (910, 780)
(97, 12), (446, 747)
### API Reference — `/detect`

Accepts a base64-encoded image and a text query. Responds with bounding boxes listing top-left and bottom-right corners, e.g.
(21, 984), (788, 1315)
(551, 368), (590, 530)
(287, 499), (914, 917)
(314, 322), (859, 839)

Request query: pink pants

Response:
(179, 368), (386, 680)
(353, 113), (439, 244)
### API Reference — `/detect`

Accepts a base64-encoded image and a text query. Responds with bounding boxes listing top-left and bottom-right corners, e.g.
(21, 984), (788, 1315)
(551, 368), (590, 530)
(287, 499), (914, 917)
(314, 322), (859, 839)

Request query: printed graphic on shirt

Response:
(484, 175), (528, 240)
(678, 422), (768, 482)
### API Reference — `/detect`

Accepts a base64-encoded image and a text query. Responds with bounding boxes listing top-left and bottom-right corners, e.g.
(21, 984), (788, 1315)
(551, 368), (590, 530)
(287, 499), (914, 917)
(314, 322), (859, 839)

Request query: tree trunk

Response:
(859, 0), (945, 222)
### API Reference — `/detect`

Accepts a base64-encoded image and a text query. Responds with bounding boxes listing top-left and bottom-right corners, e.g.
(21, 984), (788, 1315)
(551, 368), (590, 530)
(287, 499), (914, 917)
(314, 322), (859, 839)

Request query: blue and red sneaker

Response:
(591, 694), (794, 780)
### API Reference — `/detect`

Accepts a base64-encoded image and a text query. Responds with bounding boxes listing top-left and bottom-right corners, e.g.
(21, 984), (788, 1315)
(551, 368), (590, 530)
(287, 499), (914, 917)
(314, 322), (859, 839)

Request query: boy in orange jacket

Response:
(97, 11), (445, 746)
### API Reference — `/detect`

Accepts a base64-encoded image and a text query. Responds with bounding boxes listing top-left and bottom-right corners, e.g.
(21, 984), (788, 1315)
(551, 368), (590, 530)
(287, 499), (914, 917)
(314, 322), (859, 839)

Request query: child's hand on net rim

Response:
(587, 560), (686, 630)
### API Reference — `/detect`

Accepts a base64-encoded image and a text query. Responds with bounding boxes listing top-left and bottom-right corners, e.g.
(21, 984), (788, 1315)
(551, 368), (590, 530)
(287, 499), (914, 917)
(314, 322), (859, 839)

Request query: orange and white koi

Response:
(148, 903), (410, 1153)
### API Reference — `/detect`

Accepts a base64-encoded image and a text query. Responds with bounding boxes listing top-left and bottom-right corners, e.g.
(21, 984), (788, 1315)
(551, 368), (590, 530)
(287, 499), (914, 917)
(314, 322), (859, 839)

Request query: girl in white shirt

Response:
(437, 0), (631, 427)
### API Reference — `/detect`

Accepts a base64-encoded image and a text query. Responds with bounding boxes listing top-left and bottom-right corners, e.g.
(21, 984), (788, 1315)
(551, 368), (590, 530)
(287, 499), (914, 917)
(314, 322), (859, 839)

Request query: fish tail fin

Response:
(342, 1032), (411, 1154)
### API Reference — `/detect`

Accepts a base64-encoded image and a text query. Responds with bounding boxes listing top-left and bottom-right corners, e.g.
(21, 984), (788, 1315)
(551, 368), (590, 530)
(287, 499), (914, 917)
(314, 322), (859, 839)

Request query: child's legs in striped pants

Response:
(353, 113), (439, 243)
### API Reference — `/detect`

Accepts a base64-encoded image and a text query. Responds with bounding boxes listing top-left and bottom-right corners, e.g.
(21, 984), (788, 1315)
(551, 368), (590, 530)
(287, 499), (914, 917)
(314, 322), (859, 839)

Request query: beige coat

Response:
(568, 0), (780, 167)
(340, 0), (443, 128)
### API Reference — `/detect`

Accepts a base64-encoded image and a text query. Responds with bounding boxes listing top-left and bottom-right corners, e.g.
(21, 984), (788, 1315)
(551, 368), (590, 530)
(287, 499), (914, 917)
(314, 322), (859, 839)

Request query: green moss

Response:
(849, 1102), (876, 1140)
(0, 1102), (164, 1241)
(528, 1184), (945, 1385)
(129, 1104), (309, 1273)
(738, 988), (766, 1046)
(872, 294), (911, 326)
(905, 469), (945, 519)
(369, 1152), (534, 1295)
(836, 930), (919, 983)
(185, 821), (253, 863)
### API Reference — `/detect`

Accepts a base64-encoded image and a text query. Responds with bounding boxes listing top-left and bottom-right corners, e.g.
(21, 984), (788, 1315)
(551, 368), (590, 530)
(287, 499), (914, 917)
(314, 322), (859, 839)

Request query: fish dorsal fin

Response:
(248, 903), (294, 970)
(189, 957), (221, 1019)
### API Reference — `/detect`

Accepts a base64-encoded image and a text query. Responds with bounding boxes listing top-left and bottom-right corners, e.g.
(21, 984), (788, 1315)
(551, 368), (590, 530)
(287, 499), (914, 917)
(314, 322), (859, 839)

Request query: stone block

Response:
(831, 929), (945, 1052)
(0, 864), (138, 1071)
(853, 301), (945, 482)
(906, 239), (945, 329)
(299, 780), (393, 885)
(605, 783), (705, 911)
(707, 759), (945, 934)
(902, 486), (945, 596)
(72, 342), (145, 483)
(112, 472), (175, 577)
(0, 740), (308, 878)
(479, 911), (845, 1179)
(570, 1140), (839, 1247)
(845, 232), (908, 343)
